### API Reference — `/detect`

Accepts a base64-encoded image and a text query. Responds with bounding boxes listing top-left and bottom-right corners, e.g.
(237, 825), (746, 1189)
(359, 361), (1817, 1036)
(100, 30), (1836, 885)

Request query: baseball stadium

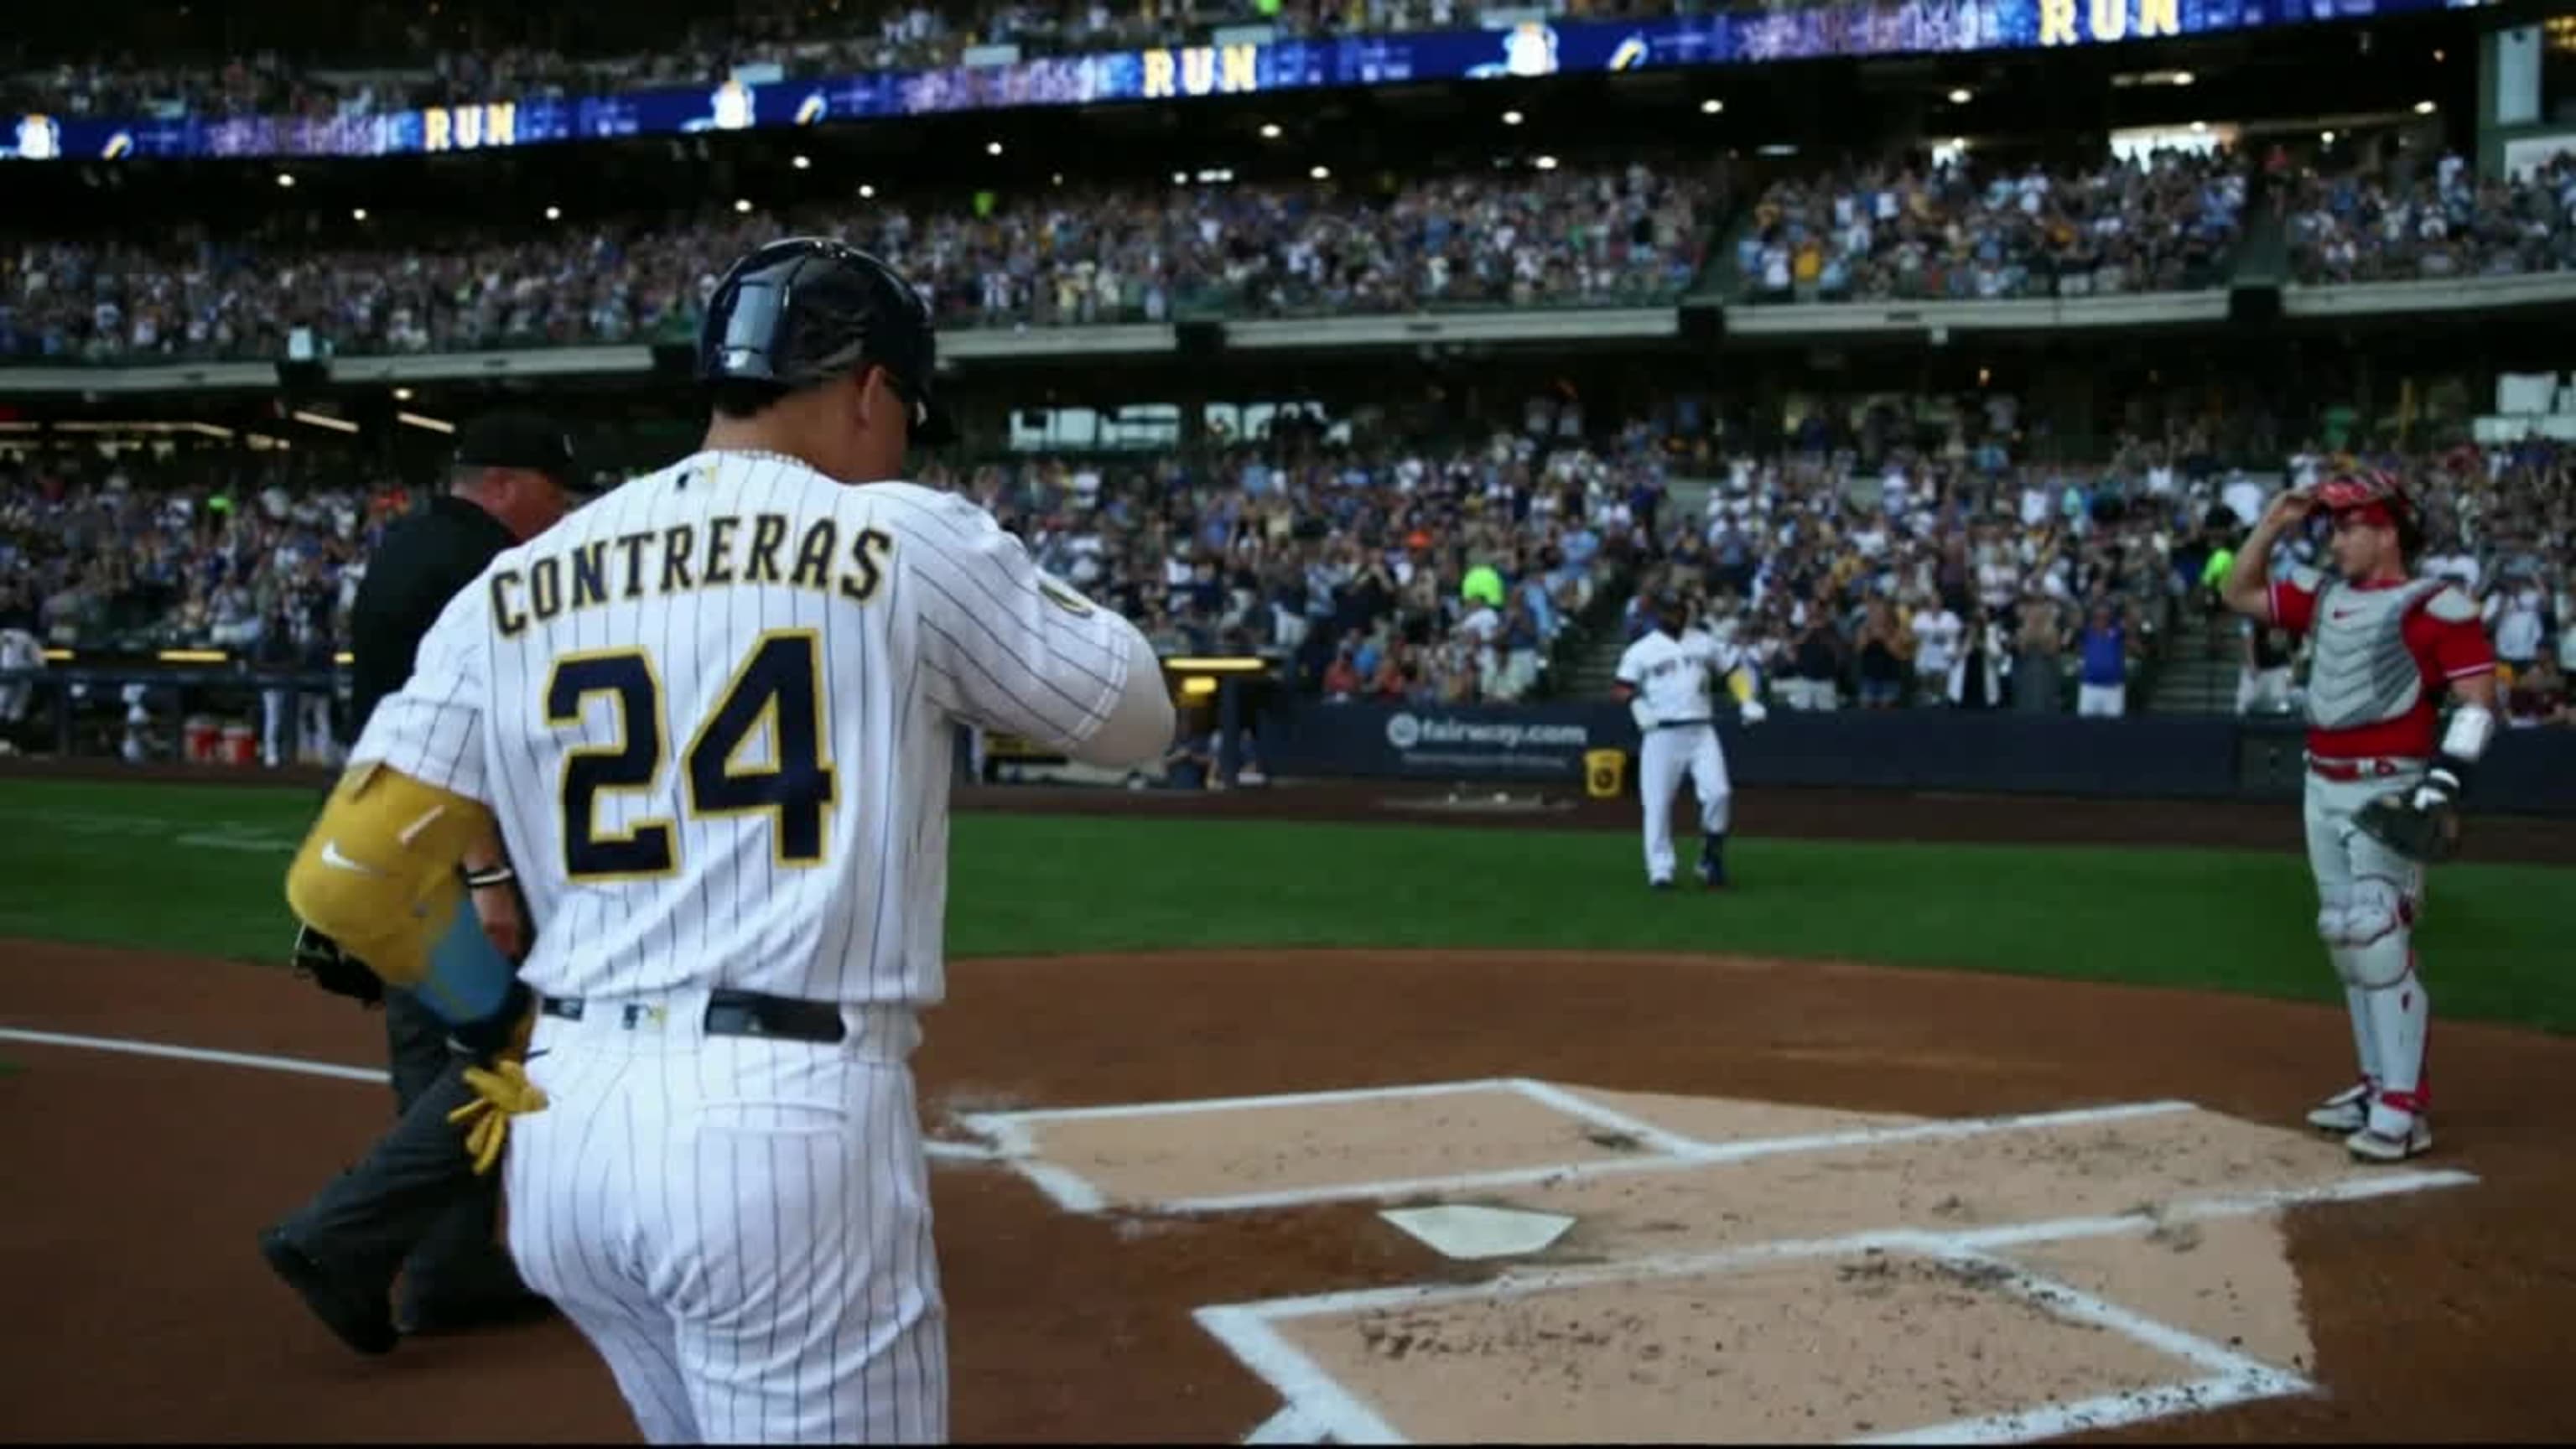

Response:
(6, 0), (2576, 1442)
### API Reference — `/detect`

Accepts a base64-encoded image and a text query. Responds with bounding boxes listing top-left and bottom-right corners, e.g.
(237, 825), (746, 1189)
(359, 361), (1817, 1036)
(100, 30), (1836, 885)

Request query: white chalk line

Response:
(961, 1087), (2186, 1218)
(1835, 1250), (2317, 1446)
(0, 1026), (389, 1083)
(1241, 1403), (1331, 1445)
(1197, 1306), (1404, 1446)
(8, 1031), (2476, 1443)
(1148, 1098), (2196, 1215)
(0, 1026), (1000, 1162)
(977, 1077), (1521, 1125)
(960, 1113), (1108, 1208)
(1208, 1170), (2471, 1446)
(1844, 1373), (2309, 1446)
(1504, 1077), (1706, 1158)
(1214, 1167), (2476, 1322)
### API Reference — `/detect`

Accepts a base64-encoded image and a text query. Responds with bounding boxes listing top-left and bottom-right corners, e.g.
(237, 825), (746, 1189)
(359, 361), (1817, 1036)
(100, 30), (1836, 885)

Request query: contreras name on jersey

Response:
(486, 510), (898, 636)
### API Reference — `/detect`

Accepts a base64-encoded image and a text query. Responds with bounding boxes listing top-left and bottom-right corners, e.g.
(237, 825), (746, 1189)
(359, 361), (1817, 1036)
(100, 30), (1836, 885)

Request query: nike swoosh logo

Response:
(319, 840), (387, 878)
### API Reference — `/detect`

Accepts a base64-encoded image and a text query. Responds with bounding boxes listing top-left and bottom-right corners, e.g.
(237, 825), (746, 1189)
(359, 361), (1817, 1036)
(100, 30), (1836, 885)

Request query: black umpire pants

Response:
(275, 988), (520, 1308)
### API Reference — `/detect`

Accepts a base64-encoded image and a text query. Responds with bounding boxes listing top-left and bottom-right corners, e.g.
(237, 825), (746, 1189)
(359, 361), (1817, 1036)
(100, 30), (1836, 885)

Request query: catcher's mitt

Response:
(2354, 791), (2460, 865)
(291, 924), (384, 1006)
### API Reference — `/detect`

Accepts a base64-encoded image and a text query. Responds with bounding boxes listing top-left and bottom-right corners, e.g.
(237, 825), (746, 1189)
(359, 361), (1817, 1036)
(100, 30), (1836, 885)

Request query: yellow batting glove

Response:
(447, 1058), (548, 1176)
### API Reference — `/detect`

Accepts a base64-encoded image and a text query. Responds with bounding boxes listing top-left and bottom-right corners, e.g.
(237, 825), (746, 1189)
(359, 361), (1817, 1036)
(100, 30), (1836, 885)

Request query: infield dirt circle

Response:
(6, 933), (2576, 1443)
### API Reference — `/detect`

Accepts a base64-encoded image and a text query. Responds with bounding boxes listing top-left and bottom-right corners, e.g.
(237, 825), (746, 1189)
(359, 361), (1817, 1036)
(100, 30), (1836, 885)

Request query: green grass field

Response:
(6, 777), (2572, 1031)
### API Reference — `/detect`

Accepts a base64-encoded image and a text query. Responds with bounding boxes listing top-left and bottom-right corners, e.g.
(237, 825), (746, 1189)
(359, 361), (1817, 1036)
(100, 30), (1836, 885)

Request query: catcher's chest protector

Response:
(2304, 578), (2447, 733)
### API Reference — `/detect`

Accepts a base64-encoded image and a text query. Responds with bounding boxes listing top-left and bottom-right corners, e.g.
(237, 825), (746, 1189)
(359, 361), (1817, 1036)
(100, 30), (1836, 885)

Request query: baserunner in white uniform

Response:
(283, 240), (1176, 1443)
(1614, 591), (1763, 891)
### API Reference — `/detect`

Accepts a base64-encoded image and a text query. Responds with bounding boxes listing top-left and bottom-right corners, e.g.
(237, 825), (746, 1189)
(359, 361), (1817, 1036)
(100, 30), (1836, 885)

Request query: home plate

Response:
(1379, 1205), (1576, 1259)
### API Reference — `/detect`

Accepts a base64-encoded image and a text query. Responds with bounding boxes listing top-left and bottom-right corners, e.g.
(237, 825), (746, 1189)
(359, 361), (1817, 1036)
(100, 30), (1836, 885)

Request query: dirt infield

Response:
(6, 941), (2576, 1443)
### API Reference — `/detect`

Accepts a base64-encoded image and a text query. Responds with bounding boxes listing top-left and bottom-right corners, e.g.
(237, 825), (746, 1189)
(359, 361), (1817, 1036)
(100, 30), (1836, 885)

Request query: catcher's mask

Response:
(2314, 469), (2423, 556)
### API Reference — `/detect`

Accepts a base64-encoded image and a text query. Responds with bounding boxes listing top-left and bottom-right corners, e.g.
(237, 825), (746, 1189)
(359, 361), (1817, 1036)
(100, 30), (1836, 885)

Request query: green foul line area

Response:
(4, 777), (2570, 1032)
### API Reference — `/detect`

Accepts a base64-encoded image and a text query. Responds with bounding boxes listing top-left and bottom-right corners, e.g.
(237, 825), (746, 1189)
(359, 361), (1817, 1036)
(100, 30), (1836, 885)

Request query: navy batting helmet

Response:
(697, 237), (956, 446)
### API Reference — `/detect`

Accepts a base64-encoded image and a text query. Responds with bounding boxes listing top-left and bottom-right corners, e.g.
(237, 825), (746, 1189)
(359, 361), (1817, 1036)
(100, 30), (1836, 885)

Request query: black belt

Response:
(1651, 718), (1713, 730)
(540, 989), (848, 1044)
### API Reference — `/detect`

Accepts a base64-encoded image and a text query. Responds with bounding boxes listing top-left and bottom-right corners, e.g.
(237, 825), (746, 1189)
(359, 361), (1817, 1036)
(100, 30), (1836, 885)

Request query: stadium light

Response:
(392, 387), (414, 402)
(1948, 87), (1971, 104)
(397, 412), (456, 434)
(1534, 154), (1560, 170)
(2413, 99), (2436, 115)
(792, 154), (812, 169)
(290, 409), (359, 434)
(1051, 173), (1064, 184)
(2190, 120), (2209, 133)
(276, 173), (296, 188)
(1700, 99), (1723, 115)
(545, 205), (562, 220)
(735, 198), (752, 213)
(1310, 164), (1330, 179)
(351, 207), (367, 221)
(859, 184), (876, 198)
(1502, 110), (1524, 126)
(1259, 122), (1282, 138)
(2322, 129), (2337, 144)
(986, 140), (1005, 155)
(2170, 70), (2195, 86)
(1173, 170), (1189, 184)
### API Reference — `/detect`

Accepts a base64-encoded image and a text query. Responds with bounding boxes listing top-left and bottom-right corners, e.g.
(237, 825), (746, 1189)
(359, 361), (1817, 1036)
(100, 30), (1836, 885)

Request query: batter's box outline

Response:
(943, 1076), (2477, 1445)
(0, 1032), (2484, 1446)
(952, 1077), (2217, 1215)
(1197, 1170), (2473, 1446)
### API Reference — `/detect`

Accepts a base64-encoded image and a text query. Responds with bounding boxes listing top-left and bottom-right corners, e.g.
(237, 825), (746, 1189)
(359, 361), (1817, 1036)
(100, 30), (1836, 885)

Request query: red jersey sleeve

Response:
(2269, 574), (2319, 635)
(2411, 600), (2496, 684)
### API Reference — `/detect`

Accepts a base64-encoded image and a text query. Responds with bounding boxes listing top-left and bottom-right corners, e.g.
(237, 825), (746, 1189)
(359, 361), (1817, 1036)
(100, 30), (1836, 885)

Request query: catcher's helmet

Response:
(697, 237), (955, 446)
(2314, 468), (2422, 553)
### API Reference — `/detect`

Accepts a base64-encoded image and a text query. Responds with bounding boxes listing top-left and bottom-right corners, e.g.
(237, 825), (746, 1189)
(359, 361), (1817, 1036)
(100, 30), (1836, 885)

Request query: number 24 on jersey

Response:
(545, 629), (835, 880)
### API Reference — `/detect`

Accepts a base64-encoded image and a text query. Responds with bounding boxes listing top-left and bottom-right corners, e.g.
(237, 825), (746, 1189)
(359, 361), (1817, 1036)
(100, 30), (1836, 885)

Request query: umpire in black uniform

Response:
(259, 411), (579, 1353)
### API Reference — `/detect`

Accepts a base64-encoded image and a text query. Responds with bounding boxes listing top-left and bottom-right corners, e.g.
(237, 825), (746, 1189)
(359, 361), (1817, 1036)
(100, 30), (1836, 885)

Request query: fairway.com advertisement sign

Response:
(3, 0), (2473, 162)
(1273, 702), (1613, 781)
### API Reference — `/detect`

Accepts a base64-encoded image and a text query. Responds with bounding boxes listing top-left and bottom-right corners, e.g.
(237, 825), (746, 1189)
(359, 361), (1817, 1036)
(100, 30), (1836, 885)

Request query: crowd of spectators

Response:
(954, 392), (1658, 707)
(1606, 418), (2573, 725)
(0, 450), (391, 667)
(0, 163), (1713, 363)
(5, 0), (1685, 118)
(1626, 440), (2184, 715)
(11, 143), (2574, 366)
(3, 401), (2568, 756)
(0, 389), (1654, 717)
(1736, 148), (2250, 304)
(2283, 150), (2576, 287)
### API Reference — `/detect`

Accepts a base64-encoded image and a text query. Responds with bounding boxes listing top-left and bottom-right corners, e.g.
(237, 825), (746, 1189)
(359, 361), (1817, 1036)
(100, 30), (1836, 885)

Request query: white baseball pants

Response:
(2304, 765), (2433, 1140)
(1639, 723), (1731, 882)
(505, 995), (945, 1445)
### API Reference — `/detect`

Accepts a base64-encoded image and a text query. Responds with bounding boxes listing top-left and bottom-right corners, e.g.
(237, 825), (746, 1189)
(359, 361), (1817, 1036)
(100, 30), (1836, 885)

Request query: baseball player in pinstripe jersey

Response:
(281, 239), (1176, 1443)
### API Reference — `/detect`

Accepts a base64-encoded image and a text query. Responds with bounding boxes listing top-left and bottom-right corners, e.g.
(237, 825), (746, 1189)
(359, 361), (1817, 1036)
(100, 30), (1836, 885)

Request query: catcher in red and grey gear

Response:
(2219, 469), (2500, 1163)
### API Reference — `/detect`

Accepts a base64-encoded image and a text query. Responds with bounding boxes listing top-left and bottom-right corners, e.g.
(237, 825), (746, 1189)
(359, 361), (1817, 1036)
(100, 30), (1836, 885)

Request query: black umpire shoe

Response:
(259, 1227), (398, 1356)
(396, 1285), (554, 1337)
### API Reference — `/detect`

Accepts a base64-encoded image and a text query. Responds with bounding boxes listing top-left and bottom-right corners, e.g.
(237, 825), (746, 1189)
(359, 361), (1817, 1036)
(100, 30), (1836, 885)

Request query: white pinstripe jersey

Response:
(352, 449), (1136, 1008)
(1616, 627), (1736, 723)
